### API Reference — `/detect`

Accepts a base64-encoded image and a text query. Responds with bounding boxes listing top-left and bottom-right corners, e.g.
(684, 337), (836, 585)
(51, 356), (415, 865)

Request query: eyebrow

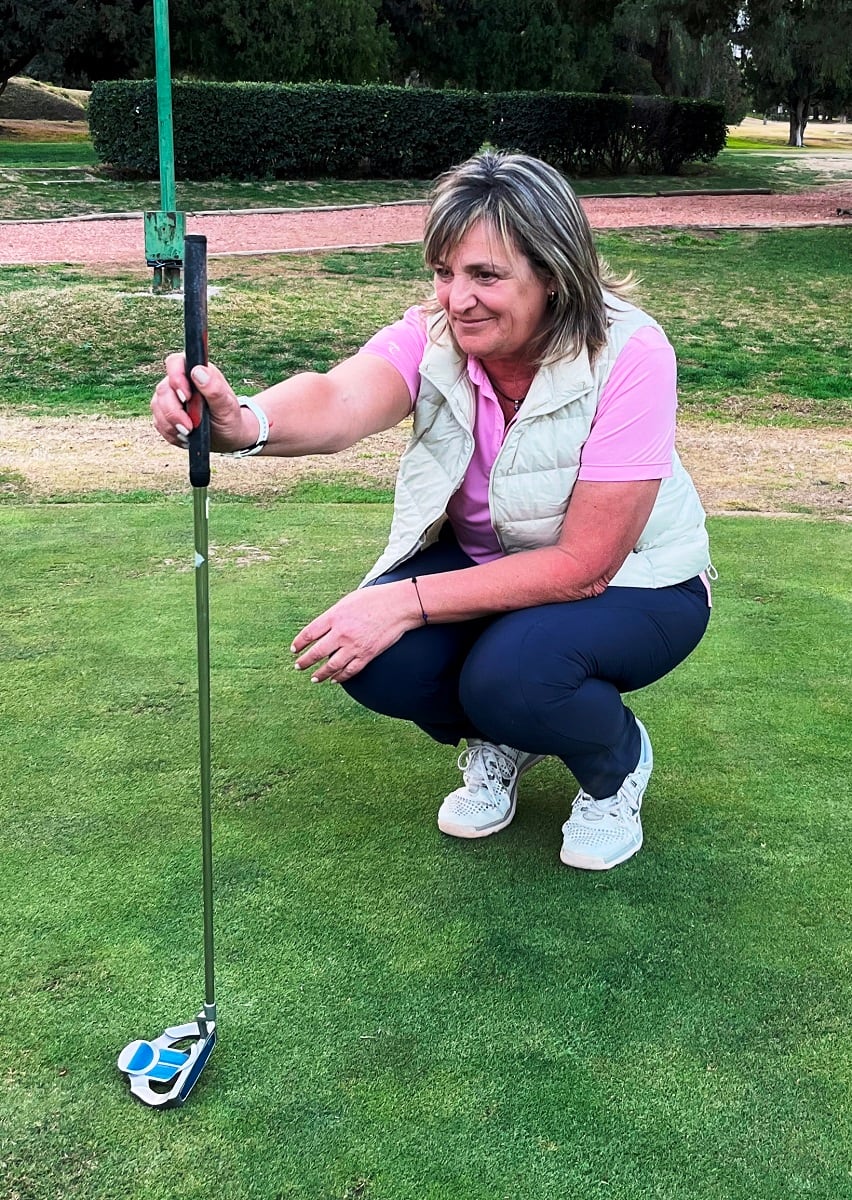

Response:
(433, 258), (508, 273)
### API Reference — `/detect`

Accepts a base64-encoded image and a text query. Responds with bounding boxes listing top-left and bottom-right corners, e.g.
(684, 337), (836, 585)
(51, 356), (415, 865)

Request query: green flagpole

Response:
(145, 0), (185, 292)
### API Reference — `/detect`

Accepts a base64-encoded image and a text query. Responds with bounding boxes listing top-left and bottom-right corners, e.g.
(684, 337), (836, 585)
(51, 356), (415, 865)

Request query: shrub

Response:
(89, 81), (491, 180)
(88, 80), (726, 181)
(630, 95), (728, 174)
(491, 91), (726, 177)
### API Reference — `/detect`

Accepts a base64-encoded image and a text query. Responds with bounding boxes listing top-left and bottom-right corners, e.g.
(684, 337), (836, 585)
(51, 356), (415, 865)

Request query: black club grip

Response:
(183, 234), (210, 488)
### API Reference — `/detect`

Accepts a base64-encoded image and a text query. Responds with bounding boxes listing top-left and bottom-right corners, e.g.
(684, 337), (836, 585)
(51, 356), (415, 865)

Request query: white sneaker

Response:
(559, 719), (653, 870)
(437, 741), (545, 839)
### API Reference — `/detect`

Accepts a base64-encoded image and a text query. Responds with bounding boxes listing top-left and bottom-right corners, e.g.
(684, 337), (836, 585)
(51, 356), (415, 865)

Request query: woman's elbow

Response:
(580, 573), (612, 599)
(551, 546), (618, 600)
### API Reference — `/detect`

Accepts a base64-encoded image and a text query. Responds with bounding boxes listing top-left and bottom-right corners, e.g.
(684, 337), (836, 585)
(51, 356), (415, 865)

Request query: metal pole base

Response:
(152, 263), (183, 294)
(118, 1012), (216, 1108)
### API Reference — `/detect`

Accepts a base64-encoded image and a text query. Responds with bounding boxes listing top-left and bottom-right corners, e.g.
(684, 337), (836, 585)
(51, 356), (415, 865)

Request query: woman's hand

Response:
(150, 356), (259, 452)
(291, 582), (422, 683)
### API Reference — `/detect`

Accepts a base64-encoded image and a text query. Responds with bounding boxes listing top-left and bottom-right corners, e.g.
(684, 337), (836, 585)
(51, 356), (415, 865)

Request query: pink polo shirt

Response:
(359, 306), (677, 564)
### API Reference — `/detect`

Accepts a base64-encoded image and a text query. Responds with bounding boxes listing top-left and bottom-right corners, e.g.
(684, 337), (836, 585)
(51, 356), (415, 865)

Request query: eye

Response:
(433, 266), (452, 282)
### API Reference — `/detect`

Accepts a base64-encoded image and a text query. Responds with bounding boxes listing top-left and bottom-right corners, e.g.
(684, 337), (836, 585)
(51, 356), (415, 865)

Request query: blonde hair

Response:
(423, 150), (634, 365)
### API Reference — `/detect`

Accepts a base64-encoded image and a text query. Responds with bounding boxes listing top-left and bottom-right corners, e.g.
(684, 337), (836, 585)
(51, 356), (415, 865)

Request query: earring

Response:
(548, 291), (557, 302)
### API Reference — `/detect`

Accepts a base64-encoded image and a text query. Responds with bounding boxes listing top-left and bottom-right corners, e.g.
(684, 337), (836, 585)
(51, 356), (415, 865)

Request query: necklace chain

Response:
(493, 383), (527, 412)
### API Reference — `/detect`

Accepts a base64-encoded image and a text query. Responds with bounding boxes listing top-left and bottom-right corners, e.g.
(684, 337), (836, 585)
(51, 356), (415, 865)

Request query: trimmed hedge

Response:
(88, 80), (726, 181)
(88, 81), (491, 181)
(492, 92), (727, 175)
(491, 91), (632, 176)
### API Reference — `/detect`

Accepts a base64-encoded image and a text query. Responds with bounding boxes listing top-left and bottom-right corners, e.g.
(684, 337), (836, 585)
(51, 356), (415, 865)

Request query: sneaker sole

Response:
(438, 808), (517, 839)
(438, 754), (546, 840)
(559, 832), (643, 871)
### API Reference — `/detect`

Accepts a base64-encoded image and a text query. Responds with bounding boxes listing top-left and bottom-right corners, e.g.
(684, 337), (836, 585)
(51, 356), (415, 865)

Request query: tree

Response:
(740, 0), (852, 145)
(678, 30), (748, 121)
(437, 0), (572, 91)
(0, 0), (151, 95)
(169, 0), (392, 84)
(609, 0), (746, 116)
(379, 0), (619, 91)
(378, 0), (442, 83)
(1, 0), (64, 94)
(611, 2), (677, 94)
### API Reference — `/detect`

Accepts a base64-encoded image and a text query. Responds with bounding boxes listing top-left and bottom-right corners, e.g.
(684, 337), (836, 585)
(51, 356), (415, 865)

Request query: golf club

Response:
(118, 233), (217, 1108)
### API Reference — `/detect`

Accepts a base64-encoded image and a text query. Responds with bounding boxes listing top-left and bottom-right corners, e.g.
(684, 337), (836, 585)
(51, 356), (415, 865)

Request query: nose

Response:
(447, 275), (477, 314)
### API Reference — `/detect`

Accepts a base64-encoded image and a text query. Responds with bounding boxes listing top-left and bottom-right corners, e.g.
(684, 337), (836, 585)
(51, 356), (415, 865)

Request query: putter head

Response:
(118, 1012), (216, 1108)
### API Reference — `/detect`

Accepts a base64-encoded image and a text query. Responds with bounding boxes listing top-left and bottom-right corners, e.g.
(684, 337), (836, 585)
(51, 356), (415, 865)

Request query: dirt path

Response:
(1, 188), (849, 515)
(1, 412), (848, 519)
(0, 185), (850, 264)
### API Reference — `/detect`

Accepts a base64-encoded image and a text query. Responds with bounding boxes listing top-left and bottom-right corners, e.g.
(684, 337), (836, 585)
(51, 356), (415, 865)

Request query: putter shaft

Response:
(119, 234), (216, 1107)
(193, 484), (215, 1023)
(185, 233), (216, 1023)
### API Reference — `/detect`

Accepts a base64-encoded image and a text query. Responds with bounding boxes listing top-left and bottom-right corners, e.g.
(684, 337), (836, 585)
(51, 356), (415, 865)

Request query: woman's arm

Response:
(292, 478), (660, 682)
(411, 477), (661, 618)
(151, 351), (412, 455)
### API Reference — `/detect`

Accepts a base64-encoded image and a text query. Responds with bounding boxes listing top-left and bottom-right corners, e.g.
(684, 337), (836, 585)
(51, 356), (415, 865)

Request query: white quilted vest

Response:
(362, 295), (710, 589)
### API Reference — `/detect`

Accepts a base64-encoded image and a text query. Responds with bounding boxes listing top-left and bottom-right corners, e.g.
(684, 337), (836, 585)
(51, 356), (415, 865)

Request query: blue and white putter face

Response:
(117, 1016), (216, 1108)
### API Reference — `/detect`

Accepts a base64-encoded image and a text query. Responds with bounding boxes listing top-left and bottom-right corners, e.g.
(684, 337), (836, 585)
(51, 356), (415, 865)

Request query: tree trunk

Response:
(1, 49), (40, 99)
(649, 20), (674, 96)
(787, 93), (809, 146)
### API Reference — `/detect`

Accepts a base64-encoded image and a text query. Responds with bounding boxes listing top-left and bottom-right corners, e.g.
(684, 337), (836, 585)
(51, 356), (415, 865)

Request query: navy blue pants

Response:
(343, 534), (710, 798)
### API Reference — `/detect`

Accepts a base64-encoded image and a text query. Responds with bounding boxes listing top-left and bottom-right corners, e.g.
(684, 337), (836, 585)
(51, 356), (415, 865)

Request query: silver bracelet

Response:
(222, 396), (269, 457)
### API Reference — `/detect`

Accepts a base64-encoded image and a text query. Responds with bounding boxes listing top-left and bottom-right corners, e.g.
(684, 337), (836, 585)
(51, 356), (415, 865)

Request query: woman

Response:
(152, 150), (712, 871)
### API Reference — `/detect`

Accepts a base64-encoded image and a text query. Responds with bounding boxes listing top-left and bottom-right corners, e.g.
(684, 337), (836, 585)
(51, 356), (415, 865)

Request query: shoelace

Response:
(457, 744), (517, 801)
(573, 789), (627, 821)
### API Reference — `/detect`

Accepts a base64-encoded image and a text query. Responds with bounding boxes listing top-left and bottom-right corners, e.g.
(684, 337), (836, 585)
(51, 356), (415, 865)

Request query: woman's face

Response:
(432, 219), (552, 368)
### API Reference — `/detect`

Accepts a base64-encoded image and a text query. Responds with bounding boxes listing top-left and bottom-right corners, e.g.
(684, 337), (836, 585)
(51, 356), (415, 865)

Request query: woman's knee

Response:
(343, 621), (478, 723)
(343, 628), (438, 714)
(459, 613), (587, 743)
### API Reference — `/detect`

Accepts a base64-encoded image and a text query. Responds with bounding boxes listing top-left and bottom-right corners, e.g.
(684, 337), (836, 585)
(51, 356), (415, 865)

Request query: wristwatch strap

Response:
(222, 395), (269, 457)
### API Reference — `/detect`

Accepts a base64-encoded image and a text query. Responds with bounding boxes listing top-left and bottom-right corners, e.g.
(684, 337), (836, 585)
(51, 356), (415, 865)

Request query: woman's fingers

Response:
(151, 357), (245, 449)
(306, 648), (362, 684)
(164, 351), (191, 394)
(292, 585), (415, 683)
(292, 612), (376, 683)
(291, 616), (331, 657)
(151, 376), (190, 446)
(295, 638), (361, 684)
(293, 627), (342, 677)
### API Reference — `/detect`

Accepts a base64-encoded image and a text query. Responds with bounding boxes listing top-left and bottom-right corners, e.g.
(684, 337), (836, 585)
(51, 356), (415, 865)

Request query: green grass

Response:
(726, 138), (804, 151)
(0, 162), (432, 221)
(600, 228), (852, 422)
(724, 137), (849, 153)
(574, 146), (837, 194)
(0, 143), (846, 220)
(0, 139), (96, 167)
(0, 502), (849, 1200)
(1, 228), (849, 425)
